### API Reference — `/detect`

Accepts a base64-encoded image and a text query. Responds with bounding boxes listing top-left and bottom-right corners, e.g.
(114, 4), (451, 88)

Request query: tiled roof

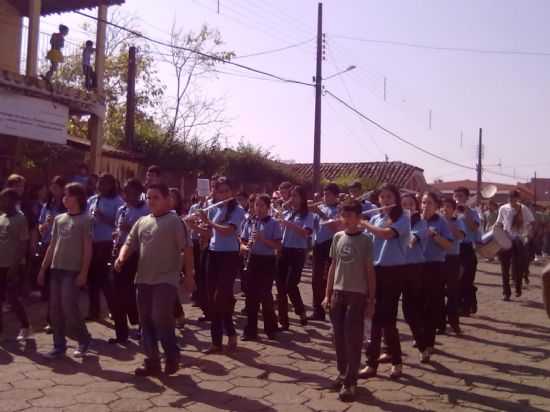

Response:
(0, 70), (105, 117)
(289, 161), (423, 188)
(431, 179), (534, 198)
(10, 0), (125, 16)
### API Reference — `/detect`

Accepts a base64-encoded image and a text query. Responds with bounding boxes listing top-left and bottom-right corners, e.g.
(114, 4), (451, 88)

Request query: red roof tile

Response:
(289, 161), (423, 188)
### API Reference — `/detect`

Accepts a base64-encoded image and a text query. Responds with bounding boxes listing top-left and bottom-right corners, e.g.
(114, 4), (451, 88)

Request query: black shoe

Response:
(241, 334), (258, 342)
(135, 359), (161, 377)
(515, 290), (522, 298)
(299, 315), (308, 326)
(329, 377), (344, 392)
(164, 358), (180, 376)
(338, 385), (357, 402)
(279, 322), (290, 331)
(450, 324), (462, 335)
(266, 333), (278, 340)
(108, 338), (128, 345)
(308, 312), (326, 322)
(524, 275), (530, 285)
(436, 328), (447, 335)
(503, 295), (511, 301)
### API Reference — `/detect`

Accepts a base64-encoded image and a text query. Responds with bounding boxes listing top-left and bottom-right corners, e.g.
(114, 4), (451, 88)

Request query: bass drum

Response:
(543, 264), (550, 319)
(478, 226), (512, 259)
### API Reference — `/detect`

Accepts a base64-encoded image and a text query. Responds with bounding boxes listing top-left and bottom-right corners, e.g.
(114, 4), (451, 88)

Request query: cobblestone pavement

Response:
(1, 261), (549, 412)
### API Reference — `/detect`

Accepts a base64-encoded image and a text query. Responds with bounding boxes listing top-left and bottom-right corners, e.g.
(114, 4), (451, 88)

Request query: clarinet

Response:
(244, 218), (259, 272)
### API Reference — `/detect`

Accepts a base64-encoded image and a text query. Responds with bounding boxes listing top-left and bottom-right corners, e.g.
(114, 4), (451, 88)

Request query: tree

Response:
(162, 23), (234, 144)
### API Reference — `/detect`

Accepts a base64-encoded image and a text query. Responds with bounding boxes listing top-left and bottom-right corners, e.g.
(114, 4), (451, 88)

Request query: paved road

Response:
(1, 261), (549, 412)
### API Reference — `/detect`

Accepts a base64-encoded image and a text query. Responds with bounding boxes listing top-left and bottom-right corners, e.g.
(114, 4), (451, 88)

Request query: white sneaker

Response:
(16, 328), (32, 342)
(73, 341), (90, 358)
(390, 364), (403, 379)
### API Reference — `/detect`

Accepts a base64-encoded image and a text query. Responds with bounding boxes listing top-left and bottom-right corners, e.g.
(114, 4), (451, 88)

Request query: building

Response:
(431, 179), (534, 204)
(289, 161), (428, 192)
(0, 0), (125, 178)
(526, 177), (550, 204)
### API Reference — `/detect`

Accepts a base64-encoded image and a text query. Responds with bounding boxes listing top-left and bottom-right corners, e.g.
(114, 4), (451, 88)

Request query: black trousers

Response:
(112, 252), (139, 341)
(418, 261), (445, 352)
(196, 243), (209, 313)
(312, 240), (332, 315)
(441, 255), (461, 328)
(244, 255), (278, 336)
(331, 290), (366, 386)
(459, 243), (478, 313)
(499, 238), (528, 297)
(206, 251), (239, 347)
(88, 241), (115, 319)
(276, 247), (307, 326)
(401, 263), (424, 347)
(0, 268), (30, 333)
(366, 266), (403, 367)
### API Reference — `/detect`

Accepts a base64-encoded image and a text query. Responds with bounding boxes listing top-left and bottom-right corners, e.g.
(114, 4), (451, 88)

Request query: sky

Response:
(41, 0), (550, 184)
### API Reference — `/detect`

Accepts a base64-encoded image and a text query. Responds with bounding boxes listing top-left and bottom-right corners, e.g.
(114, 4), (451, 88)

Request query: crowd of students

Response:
(0, 165), (544, 403)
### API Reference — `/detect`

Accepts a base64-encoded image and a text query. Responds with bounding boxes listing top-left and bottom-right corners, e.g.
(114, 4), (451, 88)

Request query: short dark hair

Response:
(509, 190), (521, 199)
(324, 183), (340, 196)
(169, 187), (183, 214)
(401, 193), (420, 211)
(279, 181), (293, 191)
(99, 173), (118, 198)
(442, 197), (457, 209)
(124, 178), (144, 195)
(147, 183), (169, 198)
(59, 24), (69, 33)
(0, 188), (20, 208)
(256, 194), (272, 208)
(341, 199), (362, 215)
(147, 165), (162, 177)
(85, 40), (93, 47)
(65, 183), (87, 211)
(454, 186), (470, 197)
(349, 180), (362, 190)
(423, 191), (442, 207)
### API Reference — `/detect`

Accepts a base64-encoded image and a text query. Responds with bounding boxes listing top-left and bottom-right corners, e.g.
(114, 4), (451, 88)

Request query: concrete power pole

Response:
(476, 128), (483, 204)
(312, 2), (323, 194)
(125, 46), (137, 150)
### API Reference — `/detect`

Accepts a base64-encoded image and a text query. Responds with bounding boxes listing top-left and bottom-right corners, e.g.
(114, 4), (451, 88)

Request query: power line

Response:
(325, 89), (475, 170)
(233, 37), (315, 59)
(331, 34), (550, 57)
(73, 10), (314, 88)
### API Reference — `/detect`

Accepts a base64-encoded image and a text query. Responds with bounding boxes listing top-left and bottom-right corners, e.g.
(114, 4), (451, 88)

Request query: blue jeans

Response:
(136, 283), (179, 363)
(49, 269), (91, 350)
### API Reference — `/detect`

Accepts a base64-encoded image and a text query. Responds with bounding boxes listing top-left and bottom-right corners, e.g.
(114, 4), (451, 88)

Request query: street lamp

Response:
(322, 65), (357, 81)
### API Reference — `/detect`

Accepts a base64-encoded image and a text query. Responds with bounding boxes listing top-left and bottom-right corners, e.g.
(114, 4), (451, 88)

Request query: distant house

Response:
(526, 178), (550, 203)
(430, 179), (534, 204)
(289, 161), (428, 192)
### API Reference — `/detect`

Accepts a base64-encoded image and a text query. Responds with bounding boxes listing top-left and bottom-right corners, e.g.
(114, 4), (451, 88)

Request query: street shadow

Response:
(408, 360), (549, 412)
(465, 321), (550, 342)
(354, 386), (427, 411)
(474, 315), (550, 335)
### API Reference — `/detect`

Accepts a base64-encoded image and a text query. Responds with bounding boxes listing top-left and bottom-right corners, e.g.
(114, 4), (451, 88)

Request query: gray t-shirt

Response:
(125, 212), (191, 287)
(50, 213), (93, 272)
(329, 230), (373, 295)
(0, 212), (29, 268)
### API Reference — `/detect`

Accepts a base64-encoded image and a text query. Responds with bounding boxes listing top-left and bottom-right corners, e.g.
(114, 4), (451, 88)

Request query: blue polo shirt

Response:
(38, 203), (65, 245)
(87, 195), (124, 242)
(444, 216), (466, 256)
(315, 204), (339, 245)
(369, 212), (411, 267)
(115, 202), (149, 246)
(423, 213), (453, 262)
(282, 211), (314, 249)
(459, 208), (481, 244)
(241, 216), (282, 256)
(406, 216), (428, 265)
(209, 204), (246, 252)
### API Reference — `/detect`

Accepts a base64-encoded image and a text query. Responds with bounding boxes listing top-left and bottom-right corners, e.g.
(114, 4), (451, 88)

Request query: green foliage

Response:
(321, 175), (378, 192)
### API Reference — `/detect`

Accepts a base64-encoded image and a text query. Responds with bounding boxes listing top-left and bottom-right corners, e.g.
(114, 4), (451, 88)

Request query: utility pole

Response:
(476, 128), (483, 204)
(534, 171), (538, 206)
(125, 46), (136, 150)
(312, 2), (323, 194)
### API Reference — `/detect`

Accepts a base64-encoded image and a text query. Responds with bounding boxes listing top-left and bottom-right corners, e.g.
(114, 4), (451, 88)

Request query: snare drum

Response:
(478, 226), (512, 259)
